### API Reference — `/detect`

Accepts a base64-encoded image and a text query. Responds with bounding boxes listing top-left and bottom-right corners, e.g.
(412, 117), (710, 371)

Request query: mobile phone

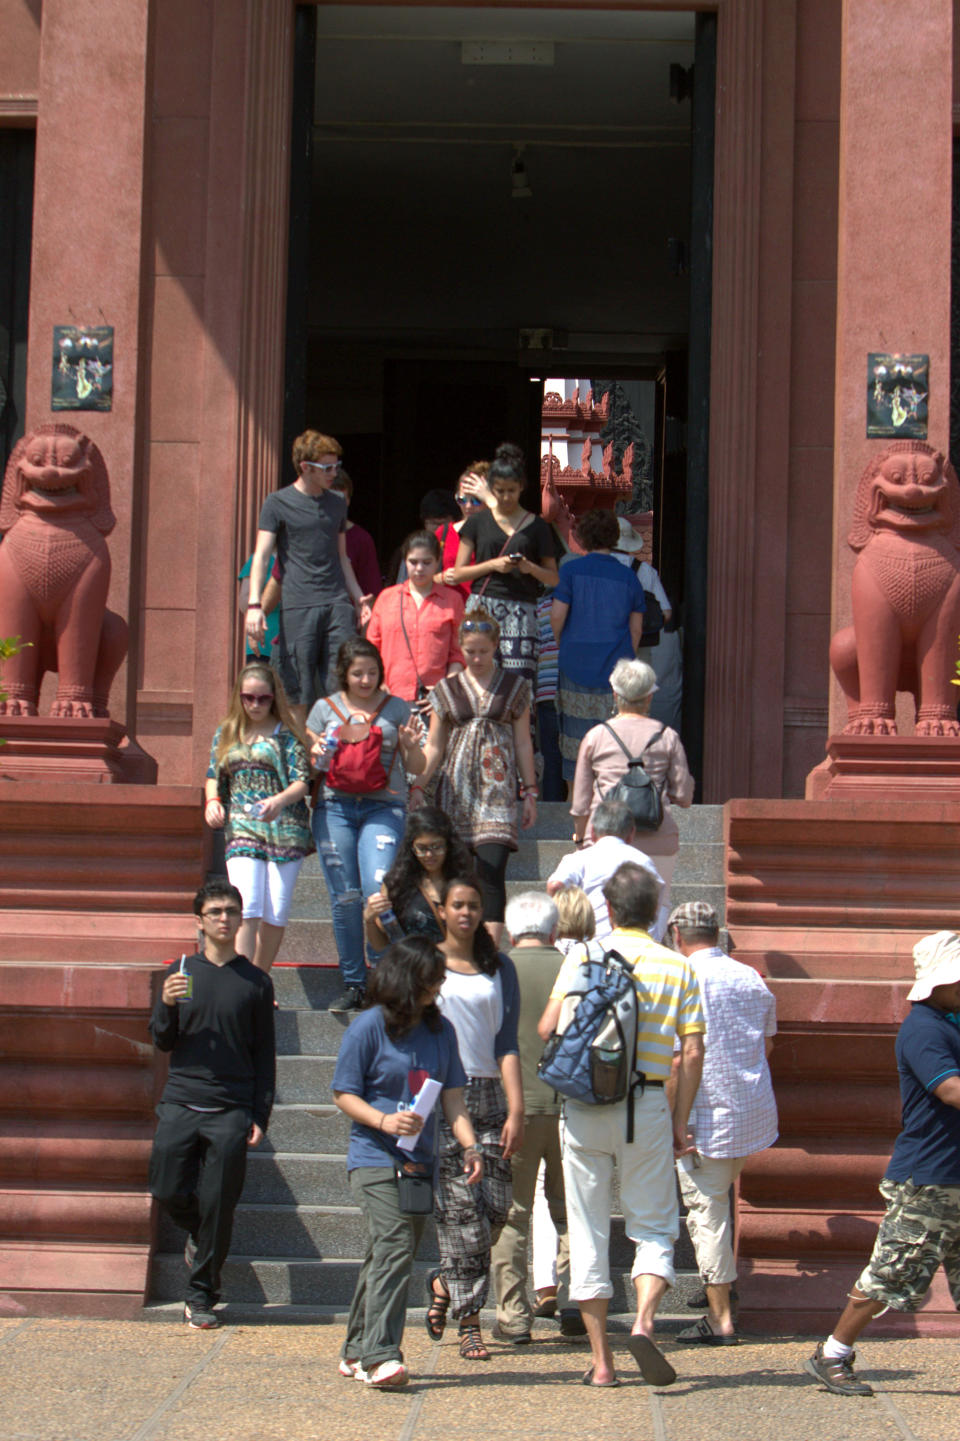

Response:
(508, 552), (522, 562)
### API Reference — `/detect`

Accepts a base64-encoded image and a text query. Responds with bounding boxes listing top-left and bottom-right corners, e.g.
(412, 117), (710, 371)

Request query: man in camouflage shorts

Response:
(804, 931), (960, 1397)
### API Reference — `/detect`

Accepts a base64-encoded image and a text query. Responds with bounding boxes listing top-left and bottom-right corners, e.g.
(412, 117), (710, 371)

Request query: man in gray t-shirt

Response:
(246, 430), (373, 719)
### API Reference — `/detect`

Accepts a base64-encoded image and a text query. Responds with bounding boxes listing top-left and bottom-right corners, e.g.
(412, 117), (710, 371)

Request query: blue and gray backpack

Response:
(538, 944), (644, 1141)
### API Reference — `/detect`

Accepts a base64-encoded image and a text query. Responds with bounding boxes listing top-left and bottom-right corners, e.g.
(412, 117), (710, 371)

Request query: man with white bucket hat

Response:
(804, 930), (960, 1396)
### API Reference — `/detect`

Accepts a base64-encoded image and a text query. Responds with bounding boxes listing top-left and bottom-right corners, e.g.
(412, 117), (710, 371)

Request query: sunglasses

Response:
(457, 495), (483, 507)
(461, 620), (495, 634)
(241, 692), (274, 704)
(413, 841), (446, 856)
(303, 460), (341, 473)
(202, 906), (242, 919)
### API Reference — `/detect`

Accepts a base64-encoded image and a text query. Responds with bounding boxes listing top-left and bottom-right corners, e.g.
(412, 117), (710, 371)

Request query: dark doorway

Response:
(0, 129), (34, 479)
(283, 5), (712, 768)
(380, 359), (544, 560)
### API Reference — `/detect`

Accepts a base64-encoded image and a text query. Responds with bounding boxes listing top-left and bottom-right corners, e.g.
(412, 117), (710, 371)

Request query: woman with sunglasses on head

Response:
(425, 875), (523, 1363)
(332, 936), (483, 1389)
(417, 610), (537, 947)
(450, 442), (558, 692)
(204, 662), (313, 973)
(307, 636), (425, 1013)
(363, 806), (475, 951)
(438, 461), (494, 600)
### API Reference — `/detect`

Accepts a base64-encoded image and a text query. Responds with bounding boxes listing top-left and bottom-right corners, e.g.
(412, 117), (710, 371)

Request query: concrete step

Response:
(276, 1055), (337, 1103)
(274, 1008), (351, 1056)
(261, 1104), (344, 1152)
(149, 1251), (704, 1311)
(156, 1200), (695, 1270)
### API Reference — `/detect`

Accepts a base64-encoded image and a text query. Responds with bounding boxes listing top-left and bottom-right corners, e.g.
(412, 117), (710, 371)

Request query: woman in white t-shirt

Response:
(425, 876), (523, 1362)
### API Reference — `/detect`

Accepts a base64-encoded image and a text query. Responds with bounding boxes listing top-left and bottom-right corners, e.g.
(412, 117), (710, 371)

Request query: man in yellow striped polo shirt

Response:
(538, 862), (705, 1389)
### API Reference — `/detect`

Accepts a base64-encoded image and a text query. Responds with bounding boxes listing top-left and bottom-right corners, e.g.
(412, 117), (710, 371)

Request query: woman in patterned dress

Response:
(204, 661), (313, 972)
(417, 610), (538, 946)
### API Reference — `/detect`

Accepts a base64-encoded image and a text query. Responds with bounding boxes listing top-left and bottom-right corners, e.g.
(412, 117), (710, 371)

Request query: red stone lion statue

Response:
(830, 440), (960, 736)
(0, 424), (128, 717)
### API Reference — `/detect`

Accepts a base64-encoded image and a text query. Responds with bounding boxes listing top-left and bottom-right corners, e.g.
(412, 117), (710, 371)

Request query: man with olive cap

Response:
(805, 930), (960, 1396)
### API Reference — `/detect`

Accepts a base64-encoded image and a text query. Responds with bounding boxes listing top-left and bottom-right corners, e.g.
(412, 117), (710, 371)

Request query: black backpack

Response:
(601, 723), (664, 831)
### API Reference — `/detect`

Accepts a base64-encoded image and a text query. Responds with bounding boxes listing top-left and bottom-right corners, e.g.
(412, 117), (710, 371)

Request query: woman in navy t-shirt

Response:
(332, 937), (482, 1388)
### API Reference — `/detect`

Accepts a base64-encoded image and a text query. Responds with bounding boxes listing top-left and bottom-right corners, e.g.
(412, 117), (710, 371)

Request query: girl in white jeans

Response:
(204, 662), (313, 971)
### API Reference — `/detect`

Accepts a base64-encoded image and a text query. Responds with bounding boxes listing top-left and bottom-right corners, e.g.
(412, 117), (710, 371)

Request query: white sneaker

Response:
(365, 1359), (409, 1388)
(338, 1358), (367, 1380)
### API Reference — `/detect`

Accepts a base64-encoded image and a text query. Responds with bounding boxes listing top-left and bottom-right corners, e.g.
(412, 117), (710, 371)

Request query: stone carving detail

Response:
(830, 440), (960, 736)
(0, 424), (127, 717)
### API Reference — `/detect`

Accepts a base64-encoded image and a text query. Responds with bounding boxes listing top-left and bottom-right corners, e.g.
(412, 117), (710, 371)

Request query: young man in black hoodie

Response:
(148, 879), (276, 1329)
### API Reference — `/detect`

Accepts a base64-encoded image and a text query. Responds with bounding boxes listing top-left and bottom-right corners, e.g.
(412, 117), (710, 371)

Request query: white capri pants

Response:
(560, 1089), (678, 1301)
(676, 1153), (745, 1286)
(226, 856), (303, 927)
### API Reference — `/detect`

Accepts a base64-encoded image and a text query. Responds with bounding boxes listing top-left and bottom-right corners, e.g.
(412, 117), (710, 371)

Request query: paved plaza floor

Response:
(2, 1315), (957, 1441)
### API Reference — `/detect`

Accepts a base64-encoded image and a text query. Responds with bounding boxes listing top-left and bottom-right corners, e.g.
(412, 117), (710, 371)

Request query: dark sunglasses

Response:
(457, 495), (483, 507)
(462, 620), (495, 634)
(241, 692), (274, 703)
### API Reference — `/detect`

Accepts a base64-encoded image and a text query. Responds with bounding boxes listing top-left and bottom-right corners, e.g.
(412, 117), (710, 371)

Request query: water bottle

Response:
(380, 907), (404, 942)
(317, 727), (339, 771)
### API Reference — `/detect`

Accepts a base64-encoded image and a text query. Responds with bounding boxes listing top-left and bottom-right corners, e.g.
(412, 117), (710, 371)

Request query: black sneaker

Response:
(329, 986), (365, 1014)
(804, 1341), (873, 1396)
(184, 1303), (220, 1331)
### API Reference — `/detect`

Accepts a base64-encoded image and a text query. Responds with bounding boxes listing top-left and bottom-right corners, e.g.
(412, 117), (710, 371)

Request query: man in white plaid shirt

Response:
(666, 901), (778, 1344)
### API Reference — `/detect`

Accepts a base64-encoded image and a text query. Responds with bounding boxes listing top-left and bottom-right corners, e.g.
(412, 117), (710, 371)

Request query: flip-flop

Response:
(582, 1366), (621, 1388)
(625, 1333), (677, 1387)
(676, 1316), (740, 1346)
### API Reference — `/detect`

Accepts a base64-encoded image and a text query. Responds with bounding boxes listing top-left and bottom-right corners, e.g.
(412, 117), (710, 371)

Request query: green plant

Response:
(0, 636), (33, 736)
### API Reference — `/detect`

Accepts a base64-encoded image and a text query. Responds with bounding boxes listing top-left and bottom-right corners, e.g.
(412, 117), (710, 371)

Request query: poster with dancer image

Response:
(51, 325), (113, 411)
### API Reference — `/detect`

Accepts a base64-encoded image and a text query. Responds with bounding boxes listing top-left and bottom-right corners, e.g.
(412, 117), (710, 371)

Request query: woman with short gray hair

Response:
(568, 658), (693, 918)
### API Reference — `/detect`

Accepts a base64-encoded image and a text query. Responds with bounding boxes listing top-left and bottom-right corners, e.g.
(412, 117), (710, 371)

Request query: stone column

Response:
(24, 0), (152, 730)
(827, 0), (953, 736)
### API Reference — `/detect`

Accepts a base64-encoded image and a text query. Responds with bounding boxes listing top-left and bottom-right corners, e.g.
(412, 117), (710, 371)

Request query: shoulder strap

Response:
(324, 696), (348, 724)
(640, 724), (664, 755)
(601, 721), (636, 764)
(398, 590), (425, 691)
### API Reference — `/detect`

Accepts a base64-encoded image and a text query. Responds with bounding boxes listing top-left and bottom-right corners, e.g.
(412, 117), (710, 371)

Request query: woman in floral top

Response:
(418, 610), (537, 946)
(204, 661), (313, 972)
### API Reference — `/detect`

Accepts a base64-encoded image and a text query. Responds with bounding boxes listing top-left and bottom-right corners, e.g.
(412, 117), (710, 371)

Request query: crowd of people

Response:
(145, 427), (960, 1401)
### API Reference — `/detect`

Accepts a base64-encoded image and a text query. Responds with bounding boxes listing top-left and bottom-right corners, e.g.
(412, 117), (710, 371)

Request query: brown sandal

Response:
(458, 1323), (490, 1361)
(425, 1269), (449, 1340)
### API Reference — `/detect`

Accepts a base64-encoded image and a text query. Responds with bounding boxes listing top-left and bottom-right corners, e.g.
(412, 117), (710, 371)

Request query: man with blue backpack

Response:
(537, 862), (705, 1389)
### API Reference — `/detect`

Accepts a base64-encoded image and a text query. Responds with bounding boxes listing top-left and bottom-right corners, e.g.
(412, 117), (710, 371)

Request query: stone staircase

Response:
(149, 803), (724, 1319)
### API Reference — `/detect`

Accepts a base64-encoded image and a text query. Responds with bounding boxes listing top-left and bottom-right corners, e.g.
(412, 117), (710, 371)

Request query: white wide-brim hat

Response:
(616, 517), (644, 553)
(907, 930), (960, 1002)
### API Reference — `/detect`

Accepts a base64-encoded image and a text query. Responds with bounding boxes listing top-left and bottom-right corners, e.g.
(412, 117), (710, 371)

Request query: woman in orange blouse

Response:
(366, 531), (465, 716)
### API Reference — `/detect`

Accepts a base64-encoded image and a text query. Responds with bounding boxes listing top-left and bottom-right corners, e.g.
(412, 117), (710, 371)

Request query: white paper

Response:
(396, 1078), (443, 1152)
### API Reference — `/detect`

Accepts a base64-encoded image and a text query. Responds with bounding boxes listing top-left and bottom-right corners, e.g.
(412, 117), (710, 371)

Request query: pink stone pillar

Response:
(828, 0), (954, 735)
(25, 0), (152, 729)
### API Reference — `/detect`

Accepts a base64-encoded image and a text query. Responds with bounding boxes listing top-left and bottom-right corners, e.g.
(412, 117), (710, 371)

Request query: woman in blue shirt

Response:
(332, 937), (482, 1388)
(551, 507), (647, 783)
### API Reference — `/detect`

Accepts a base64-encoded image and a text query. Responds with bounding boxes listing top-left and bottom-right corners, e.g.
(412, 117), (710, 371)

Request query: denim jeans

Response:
(312, 792), (406, 988)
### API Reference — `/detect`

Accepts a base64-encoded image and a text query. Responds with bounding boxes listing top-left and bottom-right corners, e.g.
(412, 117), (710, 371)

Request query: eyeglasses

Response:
(457, 495), (483, 507)
(241, 692), (274, 704)
(303, 460), (341, 473)
(201, 906), (242, 919)
(461, 620), (495, 634)
(413, 842), (446, 856)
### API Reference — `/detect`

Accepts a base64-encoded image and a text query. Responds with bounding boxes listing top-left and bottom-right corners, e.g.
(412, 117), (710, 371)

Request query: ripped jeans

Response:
(311, 793), (407, 989)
